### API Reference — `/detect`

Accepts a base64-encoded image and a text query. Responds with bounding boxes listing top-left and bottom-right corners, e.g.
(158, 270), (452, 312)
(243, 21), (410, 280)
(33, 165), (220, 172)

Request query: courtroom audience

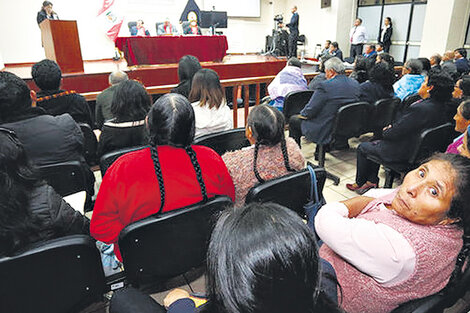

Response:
(97, 80), (150, 157)
(359, 62), (395, 105)
(376, 52), (395, 71)
(0, 71), (95, 196)
(454, 48), (470, 76)
(430, 54), (442, 70)
(308, 54), (332, 91)
(32, 59), (93, 125)
(171, 55), (202, 98)
(222, 105), (305, 207)
(91, 93), (235, 261)
(453, 75), (470, 101)
(442, 51), (459, 81)
(347, 69), (454, 194)
(418, 57), (431, 74)
(0, 128), (90, 257)
(363, 43), (377, 59)
(189, 68), (232, 137)
(447, 100), (470, 154)
(349, 55), (370, 84)
(267, 57), (308, 111)
(328, 41), (343, 61)
(95, 71), (129, 129)
(111, 203), (342, 313)
(289, 57), (360, 151)
(319, 153), (470, 312)
(393, 58), (425, 101)
(458, 127), (470, 158)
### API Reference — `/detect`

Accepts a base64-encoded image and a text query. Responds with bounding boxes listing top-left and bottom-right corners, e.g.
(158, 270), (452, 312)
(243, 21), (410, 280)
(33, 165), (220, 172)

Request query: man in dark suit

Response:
(286, 6), (299, 58)
(328, 42), (343, 61)
(454, 48), (470, 76)
(289, 57), (360, 149)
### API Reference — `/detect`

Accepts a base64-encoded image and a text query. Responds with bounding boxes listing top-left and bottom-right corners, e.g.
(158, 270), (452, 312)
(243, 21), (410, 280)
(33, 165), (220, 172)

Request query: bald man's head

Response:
(109, 71), (128, 85)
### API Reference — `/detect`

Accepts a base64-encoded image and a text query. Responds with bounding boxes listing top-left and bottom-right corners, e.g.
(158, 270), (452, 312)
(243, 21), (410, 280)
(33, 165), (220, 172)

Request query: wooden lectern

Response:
(39, 20), (84, 73)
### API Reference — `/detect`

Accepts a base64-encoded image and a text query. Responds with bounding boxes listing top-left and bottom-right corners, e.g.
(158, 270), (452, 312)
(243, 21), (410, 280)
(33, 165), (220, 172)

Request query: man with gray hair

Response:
(289, 57), (360, 151)
(95, 70), (129, 129)
(392, 59), (425, 101)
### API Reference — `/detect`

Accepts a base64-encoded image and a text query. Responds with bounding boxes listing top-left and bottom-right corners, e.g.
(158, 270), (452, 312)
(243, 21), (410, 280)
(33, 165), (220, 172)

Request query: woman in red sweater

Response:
(91, 94), (235, 260)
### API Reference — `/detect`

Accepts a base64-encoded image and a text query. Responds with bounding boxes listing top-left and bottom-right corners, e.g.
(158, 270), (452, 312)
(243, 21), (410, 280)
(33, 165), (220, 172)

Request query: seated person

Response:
(447, 100), (470, 154)
(171, 55), (202, 99)
(376, 43), (384, 55)
(188, 69), (232, 137)
(0, 72), (95, 196)
(350, 55), (371, 84)
(430, 53), (442, 70)
(376, 52), (395, 71)
(418, 57), (431, 75)
(32, 59), (93, 125)
(0, 128), (90, 257)
(393, 58), (425, 101)
(454, 48), (470, 76)
(328, 41), (343, 61)
(359, 62), (395, 104)
(317, 39), (331, 59)
(97, 80), (150, 157)
(308, 54), (333, 91)
(363, 43), (377, 59)
(316, 153), (470, 313)
(95, 71), (128, 129)
(267, 57), (308, 111)
(222, 105), (305, 207)
(457, 126), (470, 158)
(157, 18), (178, 35)
(183, 12), (202, 35)
(289, 57), (360, 149)
(347, 69), (454, 194)
(90, 94), (235, 261)
(452, 75), (470, 101)
(442, 51), (459, 81)
(135, 20), (150, 36)
(110, 203), (342, 313)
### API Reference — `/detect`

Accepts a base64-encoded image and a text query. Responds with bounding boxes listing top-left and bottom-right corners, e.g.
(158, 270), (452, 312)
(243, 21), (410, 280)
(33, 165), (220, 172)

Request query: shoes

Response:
(346, 182), (378, 195)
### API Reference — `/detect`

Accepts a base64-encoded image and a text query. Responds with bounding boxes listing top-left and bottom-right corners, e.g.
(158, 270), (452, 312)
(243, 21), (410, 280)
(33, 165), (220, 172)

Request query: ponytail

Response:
(253, 142), (265, 184)
(150, 146), (165, 214)
(185, 146), (208, 202)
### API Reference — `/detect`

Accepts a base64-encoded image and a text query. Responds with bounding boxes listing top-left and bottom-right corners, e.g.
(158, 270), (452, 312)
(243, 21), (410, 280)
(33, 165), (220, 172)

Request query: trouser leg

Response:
(288, 115), (303, 146)
(355, 142), (380, 186)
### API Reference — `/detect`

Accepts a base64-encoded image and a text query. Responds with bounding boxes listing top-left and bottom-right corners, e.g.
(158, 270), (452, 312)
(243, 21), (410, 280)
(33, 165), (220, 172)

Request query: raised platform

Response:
(5, 54), (288, 94)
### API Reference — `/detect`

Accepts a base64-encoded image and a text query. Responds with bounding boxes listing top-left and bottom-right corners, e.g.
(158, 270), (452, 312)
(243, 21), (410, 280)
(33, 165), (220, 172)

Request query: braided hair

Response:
(146, 93), (207, 214)
(247, 105), (295, 183)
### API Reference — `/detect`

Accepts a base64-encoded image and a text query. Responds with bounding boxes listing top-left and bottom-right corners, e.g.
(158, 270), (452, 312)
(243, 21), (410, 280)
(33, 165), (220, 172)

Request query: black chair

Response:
(118, 196), (233, 289)
(99, 146), (147, 177)
(38, 161), (88, 197)
(79, 123), (98, 166)
(0, 235), (106, 313)
(368, 123), (455, 188)
(398, 93), (422, 113)
(283, 90), (314, 121)
(366, 97), (401, 137)
(193, 128), (250, 156)
(316, 102), (370, 185)
(245, 165), (326, 218)
(391, 249), (470, 313)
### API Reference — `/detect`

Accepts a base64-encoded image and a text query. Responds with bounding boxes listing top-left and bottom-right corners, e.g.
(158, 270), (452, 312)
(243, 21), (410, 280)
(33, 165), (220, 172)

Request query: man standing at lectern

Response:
(286, 6), (299, 58)
(37, 1), (59, 25)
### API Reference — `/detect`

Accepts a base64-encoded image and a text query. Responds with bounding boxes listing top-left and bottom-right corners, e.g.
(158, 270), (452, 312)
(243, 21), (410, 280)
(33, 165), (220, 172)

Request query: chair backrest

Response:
(245, 166), (326, 217)
(283, 90), (314, 120)
(118, 196), (233, 287)
(401, 93), (422, 110)
(38, 161), (87, 197)
(408, 123), (455, 164)
(370, 97), (400, 130)
(79, 123), (98, 166)
(99, 146), (147, 177)
(193, 128), (250, 156)
(0, 235), (106, 313)
(332, 102), (370, 139)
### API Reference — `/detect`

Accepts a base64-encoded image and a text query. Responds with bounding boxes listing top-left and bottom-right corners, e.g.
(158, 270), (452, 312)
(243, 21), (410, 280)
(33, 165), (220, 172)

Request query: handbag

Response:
(304, 164), (325, 231)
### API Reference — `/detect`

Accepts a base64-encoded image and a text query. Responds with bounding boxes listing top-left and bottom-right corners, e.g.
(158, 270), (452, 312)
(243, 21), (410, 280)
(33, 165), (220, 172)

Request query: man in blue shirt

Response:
(363, 44), (377, 59)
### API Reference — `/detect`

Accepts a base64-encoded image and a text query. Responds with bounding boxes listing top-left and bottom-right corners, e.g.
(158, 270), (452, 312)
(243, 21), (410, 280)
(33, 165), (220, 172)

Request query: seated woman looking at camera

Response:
(0, 128), (90, 257)
(97, 80), (150, 157)
(109, 203), (342, 313)
(189, 69), (232, 137)
(316, 153), (470, 313)
(222, 105), (305, 207)
(91, 94), (235, 261)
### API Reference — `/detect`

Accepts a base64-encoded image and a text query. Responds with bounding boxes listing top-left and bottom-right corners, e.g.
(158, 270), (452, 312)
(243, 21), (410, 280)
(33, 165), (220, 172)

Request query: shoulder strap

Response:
(307, 164), (320, 203)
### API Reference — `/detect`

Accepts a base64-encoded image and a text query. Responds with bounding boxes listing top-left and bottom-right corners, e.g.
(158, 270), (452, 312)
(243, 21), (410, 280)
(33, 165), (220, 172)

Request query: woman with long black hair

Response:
(0, 128), (90, 257)
(90, 94), (235, 261)
(222, 105), (305, 207)
(378, 17), (392, 53)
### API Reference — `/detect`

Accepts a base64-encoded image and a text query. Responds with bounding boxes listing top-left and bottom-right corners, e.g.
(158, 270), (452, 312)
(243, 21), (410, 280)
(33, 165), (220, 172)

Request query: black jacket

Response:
(0, 182), (90, 257)
(378, 27), (392, 46)
(300, 75), (360, 144)
(97, 121), (147, 157)
(36, 89), (93, 126)
(373, 98), (449, 162)
(359, 80), (394, 104)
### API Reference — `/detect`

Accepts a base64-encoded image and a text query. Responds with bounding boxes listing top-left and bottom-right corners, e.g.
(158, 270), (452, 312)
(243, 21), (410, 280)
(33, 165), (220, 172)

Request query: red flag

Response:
(97, 0), (123, 42)
(97, 0), (115, 16)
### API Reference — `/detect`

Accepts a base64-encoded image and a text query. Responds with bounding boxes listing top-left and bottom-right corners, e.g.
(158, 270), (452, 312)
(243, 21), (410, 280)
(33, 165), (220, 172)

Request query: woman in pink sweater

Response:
(315, 153), (470, 313)
(222, 105), (305, 207)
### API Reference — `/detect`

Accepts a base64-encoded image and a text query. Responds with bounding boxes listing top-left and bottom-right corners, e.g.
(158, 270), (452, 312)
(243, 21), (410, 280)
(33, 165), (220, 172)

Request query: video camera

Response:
(274, 14), (283, 24)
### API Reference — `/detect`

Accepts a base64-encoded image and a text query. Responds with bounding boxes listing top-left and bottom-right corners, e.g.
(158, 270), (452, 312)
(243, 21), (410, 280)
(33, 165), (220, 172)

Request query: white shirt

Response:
(350, 25), (367, 45)
(192, 100), (233, 138)
(315, 188), (416, 287)
(380, 25), (390, 42)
